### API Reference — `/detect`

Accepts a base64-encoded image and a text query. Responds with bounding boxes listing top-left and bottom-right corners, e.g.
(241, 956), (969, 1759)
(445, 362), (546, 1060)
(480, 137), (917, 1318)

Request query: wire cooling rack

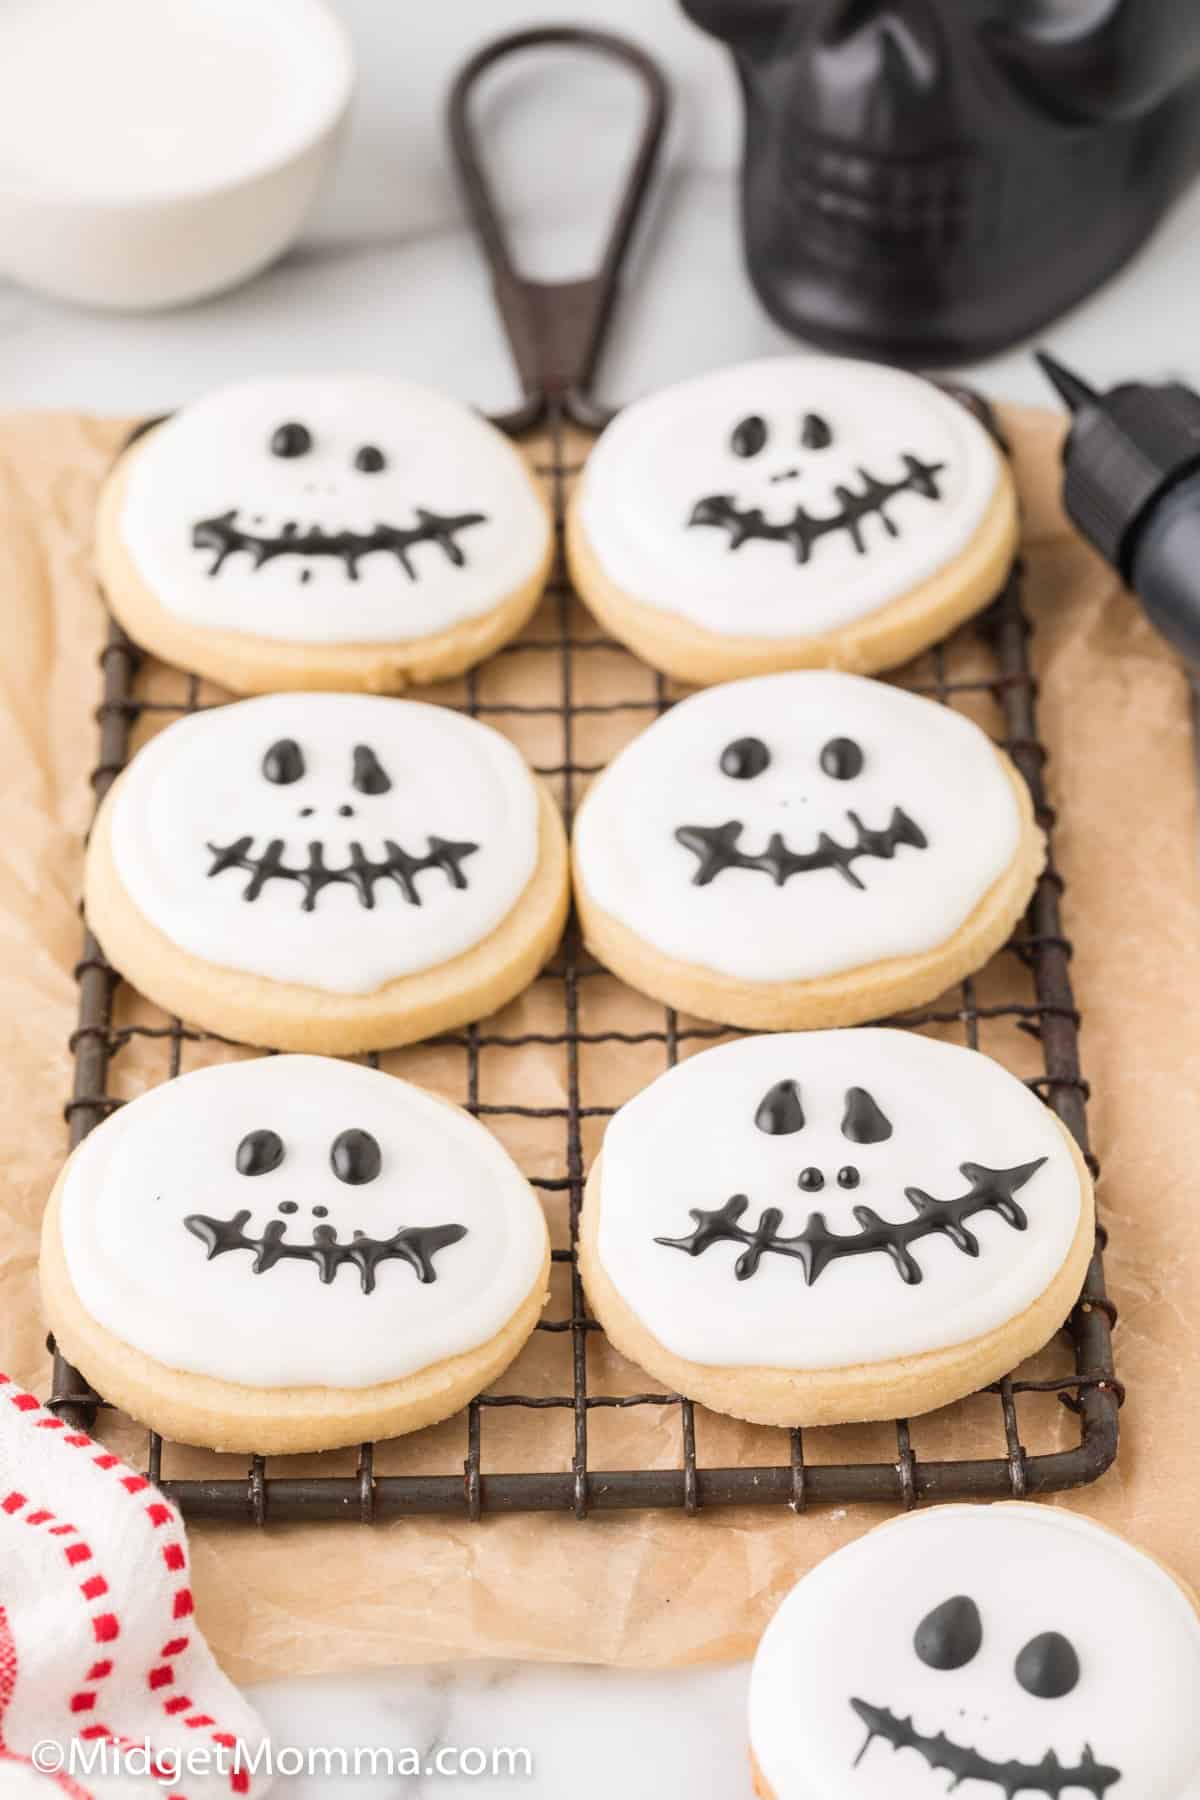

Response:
(46, 398), (1120, 1524)
(46, 27), (1119, 1522)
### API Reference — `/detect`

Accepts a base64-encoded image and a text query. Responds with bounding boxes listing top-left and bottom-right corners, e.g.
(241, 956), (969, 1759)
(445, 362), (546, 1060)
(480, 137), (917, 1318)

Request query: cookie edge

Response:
(566, 463), (1018, 685)
(579, 1112), (1095, 1428)
(95, 428), (555, 694)
(85, 773), (569, 1053)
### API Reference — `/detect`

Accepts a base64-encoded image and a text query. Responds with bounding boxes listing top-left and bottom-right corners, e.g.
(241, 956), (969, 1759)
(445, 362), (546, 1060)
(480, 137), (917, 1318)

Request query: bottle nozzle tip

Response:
(1035, 349), (1100, 414)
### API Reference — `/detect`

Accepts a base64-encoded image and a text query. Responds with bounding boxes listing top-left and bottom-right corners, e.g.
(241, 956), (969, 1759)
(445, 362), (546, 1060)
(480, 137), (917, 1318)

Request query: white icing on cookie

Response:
(596, 1031), (1081, 1369)
(577, 356), (1003, 638)
(109, 692), (539, 995)
(750, 1505), (1200, 1799)
(118, 375), (550, 644)
(574, 671), (1020, 984)
(60, 1056), (548, 1389)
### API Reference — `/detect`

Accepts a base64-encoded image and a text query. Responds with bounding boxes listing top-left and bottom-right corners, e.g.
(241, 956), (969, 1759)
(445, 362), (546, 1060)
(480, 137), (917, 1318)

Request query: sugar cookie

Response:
(41, 1056), (551, 1453)
(581, 1031), (1093, 1426)
(96, 375), (553, 693)
(567, 356), (1017, 683)
(573, 670), (1043, 1029)
(85, 692), (568, 1052)
(749, 1505), (1200, 1799)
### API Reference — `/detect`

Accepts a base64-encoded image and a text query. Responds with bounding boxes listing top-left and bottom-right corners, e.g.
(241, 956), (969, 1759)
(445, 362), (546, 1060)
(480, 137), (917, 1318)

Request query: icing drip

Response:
(654, 1159), (1046, 1286)
(686, 453), (946, 564)
(849, 1699), (1121, 1798)
(184, 1209), (468, 1296)
(674, 807), (928, 890)
(206, 834), (479, 911)
(192, 505), (488, 582)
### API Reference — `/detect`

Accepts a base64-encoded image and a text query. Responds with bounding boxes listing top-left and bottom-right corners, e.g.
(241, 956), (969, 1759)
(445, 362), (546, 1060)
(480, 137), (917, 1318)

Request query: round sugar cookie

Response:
(749, 1505), (1200, 1800)
(41, 1056), (551, 1453)
(581, 1031), (1094, 1426)
(572, 670), (1044, 1029)
(85, 692), (569, 1052)
(96, 375), (553, 693)
(567, 355), (1017, 683)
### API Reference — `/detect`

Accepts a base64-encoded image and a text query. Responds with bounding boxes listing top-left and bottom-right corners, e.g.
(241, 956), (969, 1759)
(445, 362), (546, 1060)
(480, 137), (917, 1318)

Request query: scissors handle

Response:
(447, 25), (669, 432)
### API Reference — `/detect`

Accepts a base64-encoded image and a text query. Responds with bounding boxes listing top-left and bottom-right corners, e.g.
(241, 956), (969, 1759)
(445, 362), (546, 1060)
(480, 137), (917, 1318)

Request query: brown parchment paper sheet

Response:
(0, 405), (1195, 1685)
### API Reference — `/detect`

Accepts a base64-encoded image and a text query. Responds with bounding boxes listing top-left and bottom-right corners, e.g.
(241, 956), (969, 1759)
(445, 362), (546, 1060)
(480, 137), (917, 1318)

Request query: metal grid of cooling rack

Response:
(47, 400), (1120, 1524)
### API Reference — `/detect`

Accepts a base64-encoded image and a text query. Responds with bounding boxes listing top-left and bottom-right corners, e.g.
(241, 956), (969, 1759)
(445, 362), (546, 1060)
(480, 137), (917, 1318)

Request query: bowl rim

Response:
(0, 0), (356, 210)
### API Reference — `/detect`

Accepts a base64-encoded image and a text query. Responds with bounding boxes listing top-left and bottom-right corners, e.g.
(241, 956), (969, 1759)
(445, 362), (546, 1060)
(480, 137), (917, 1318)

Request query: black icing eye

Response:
(755, 1079), (805, 1135)
(236, 1129), (284, 1177)
(1015, 1632), (1080, 1700)
(352, 744), (392, 796)
(798, 1166), (824, 1192)
(270, 421), (313, 459)
(730, 414), (768, 458)
(841, 1087), (894, 1145)
(354, 444), (386, 473)
(720, 737), (770, 780)
(837, 1165), (860, 1189)
(914, 1595), (983, 1671)
(262, 738), (305, 785)
(819, 737), (864, 781)
(800, 411), (833, 450)
(331, 1128), (382, 1186)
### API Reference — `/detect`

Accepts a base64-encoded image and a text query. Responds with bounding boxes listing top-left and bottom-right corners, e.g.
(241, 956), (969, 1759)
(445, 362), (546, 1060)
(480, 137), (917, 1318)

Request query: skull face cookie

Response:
(96, 375), (553, 693)
(40, 1056), (551, 1452)
(85, 692), (569, 1051)
(573, 671), (1043, 1030)
(749, 1506), (1200, 1800)
(581, 1031), (1093, 1426)
(567, 356), (1017, 683)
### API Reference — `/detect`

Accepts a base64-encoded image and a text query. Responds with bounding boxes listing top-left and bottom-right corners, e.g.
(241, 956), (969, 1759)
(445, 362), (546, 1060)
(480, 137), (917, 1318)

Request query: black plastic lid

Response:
(1038, 352), (1200, 569)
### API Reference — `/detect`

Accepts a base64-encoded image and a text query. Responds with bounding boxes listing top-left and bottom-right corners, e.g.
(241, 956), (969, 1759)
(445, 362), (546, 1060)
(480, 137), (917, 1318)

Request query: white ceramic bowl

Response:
(0, 0), (354, 311)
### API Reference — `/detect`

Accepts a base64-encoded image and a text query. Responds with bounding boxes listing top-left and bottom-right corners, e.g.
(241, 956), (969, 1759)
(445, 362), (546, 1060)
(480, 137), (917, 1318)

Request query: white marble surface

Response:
(6, 0), (1200, 1787)
(248, 1662), (753, 1797)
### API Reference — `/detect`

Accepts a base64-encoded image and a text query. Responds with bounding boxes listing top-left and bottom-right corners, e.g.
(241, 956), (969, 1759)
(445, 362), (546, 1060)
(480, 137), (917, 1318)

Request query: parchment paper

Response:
(0, 407), (1195, 1686)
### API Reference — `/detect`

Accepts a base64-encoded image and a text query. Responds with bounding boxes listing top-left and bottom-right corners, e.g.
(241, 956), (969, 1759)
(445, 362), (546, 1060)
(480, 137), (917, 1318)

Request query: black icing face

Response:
(683, 0), (1200, 366)
(183, 1125), (468, 1294)
(687, 405), (945, 566)
(205, 737), (480, 912)
(191, 415), (490, 584)
(676, 733), (927, 889)
(849, 1594), (1117, 1796)
(657, 1079), (1045, 1287)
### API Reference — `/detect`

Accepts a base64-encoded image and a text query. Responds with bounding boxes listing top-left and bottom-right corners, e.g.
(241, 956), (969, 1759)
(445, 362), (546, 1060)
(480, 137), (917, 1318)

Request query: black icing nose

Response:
(798, 1165), (861, 1191)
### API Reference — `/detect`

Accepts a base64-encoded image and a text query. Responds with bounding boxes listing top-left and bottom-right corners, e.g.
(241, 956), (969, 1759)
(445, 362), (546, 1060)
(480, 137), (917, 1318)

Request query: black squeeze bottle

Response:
(1037, 351), (1200, 668)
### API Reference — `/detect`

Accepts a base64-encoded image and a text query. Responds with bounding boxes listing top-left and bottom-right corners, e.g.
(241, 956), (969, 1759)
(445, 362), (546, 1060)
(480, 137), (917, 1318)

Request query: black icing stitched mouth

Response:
(675, 809), (927, 890)
(849, 1698), (1121, 1798)
(206, 835), (479, 911)
(654, 1160), (1045, 1286)
(687, 454), (946, 564)
(184, 1210), (468, 1296)
(192, 507), (488, 582)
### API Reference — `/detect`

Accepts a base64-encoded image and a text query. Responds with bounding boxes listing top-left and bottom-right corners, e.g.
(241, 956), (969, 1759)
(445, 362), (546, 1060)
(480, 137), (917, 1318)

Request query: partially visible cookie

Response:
(749, 1505), (1200, 1799)
(96, 375), (553, 693)
(567, 355), (1017, 684)
(41, 1056), (551, 1453)
(573, 670), (1044, 1031)
(581, 1030), (1093, 1427)
(85, 692), (568, 1053)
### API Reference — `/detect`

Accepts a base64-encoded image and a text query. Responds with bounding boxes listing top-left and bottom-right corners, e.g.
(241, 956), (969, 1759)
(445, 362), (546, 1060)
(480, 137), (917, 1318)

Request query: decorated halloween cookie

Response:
(96, 375), (553, 693)
(567, 356), (1017, 683)
(749, 1505), (1200, 1799)
(573, 670), (1043, 1029)
(581, 1031), (1093, 1426)
(85, 692), (569, 1052)
(40, 1056), (551, 1452)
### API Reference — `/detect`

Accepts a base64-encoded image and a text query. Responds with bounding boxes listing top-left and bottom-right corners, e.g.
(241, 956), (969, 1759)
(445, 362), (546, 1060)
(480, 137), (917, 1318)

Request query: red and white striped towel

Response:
(0, 1374), (270, 1798)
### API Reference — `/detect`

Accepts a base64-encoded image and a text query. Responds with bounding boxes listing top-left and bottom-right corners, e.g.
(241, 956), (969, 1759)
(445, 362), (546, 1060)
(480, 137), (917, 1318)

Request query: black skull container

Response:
(683, 0), (1200, 364)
